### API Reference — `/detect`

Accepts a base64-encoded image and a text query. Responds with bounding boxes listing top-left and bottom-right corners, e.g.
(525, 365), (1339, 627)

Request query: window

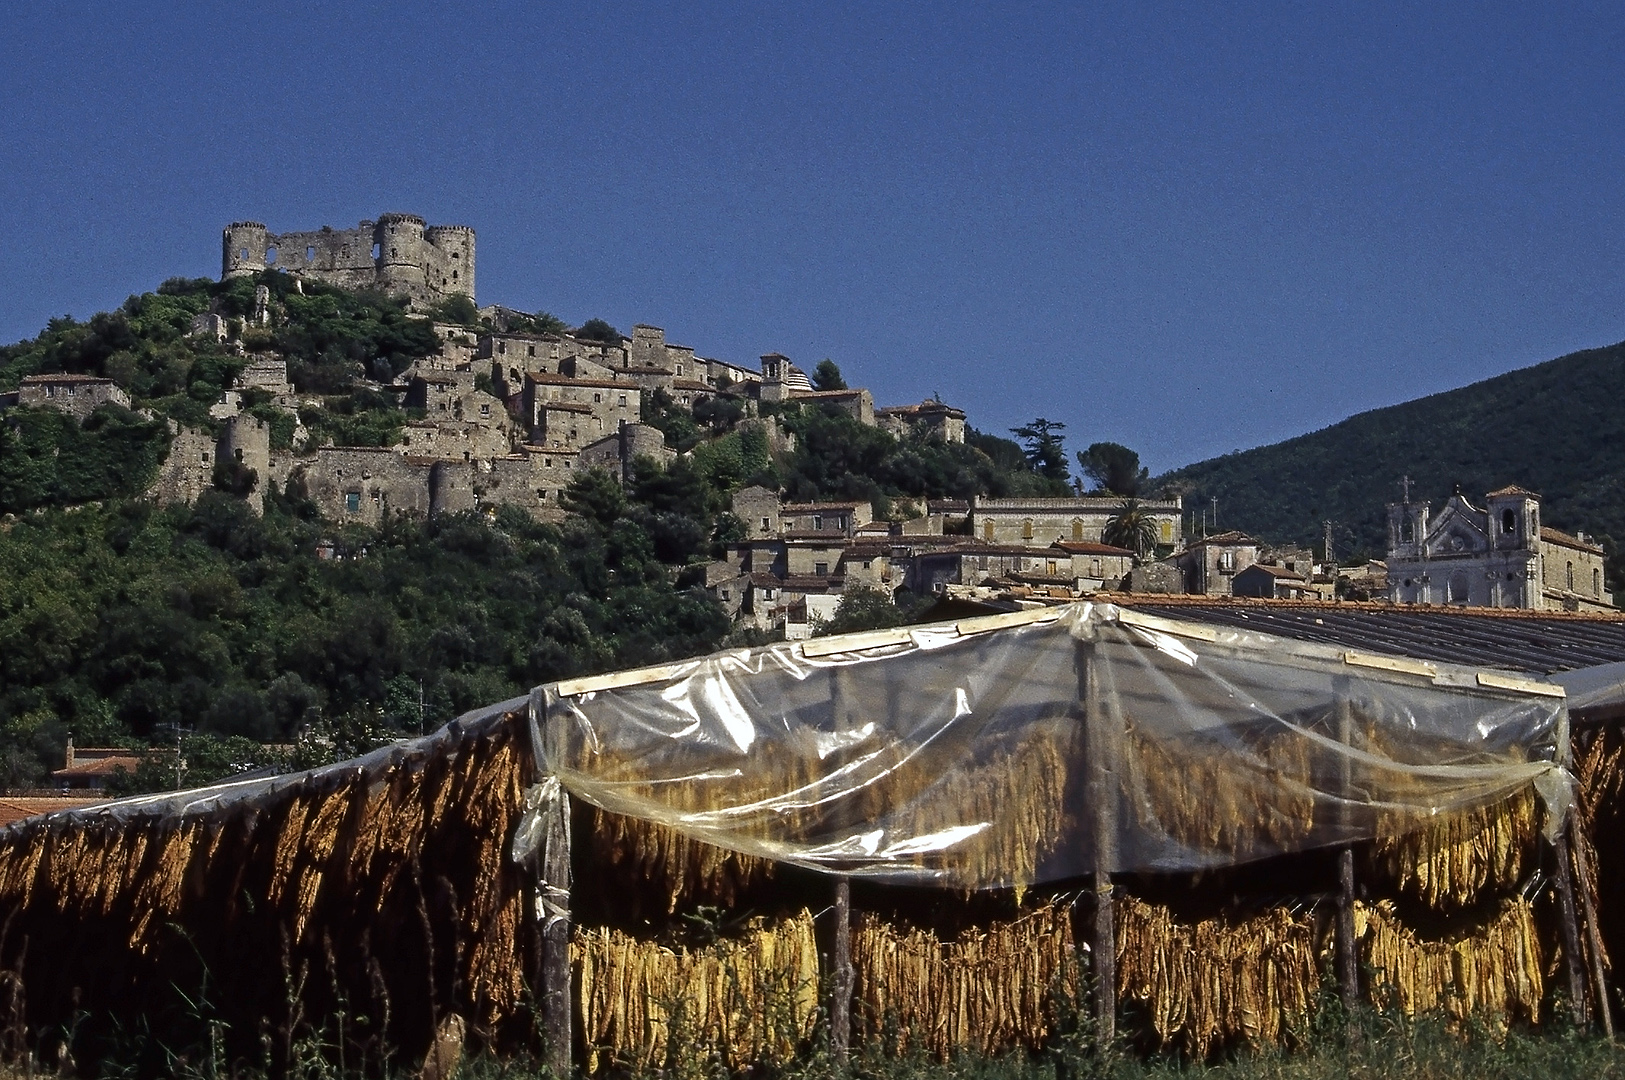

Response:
(815, 562), (829, 576)
(721, 589), (730, 601)
(1022, 519), (1034, 540)
(1502, 509), (1516, 534)
(1047, 560), (1058, 576)
(1219, 550), (1234, 571)
(529, 345), (536, 356)
(1072, 520), (1084, 541)
(266, 246), (278, 264)
(480, 404), (491, 417)
(1449, 570), (1470, 603)
(345, 492), (361, 513)
(761, 517), (771, 531)
(499, 342), (507, 355)
(306, 246), (315, 262)
(1596, 568), (1603, 597)
(201, 451), (210, 464)
(1160, 521), (1173, 542)
(372, 243), (381, 259)
(983, 521), (995, 541)
(239, 247), (248, 260)
(1568, 561), (1575, 590)
(593, 393), (602, 403)
(618, 394), (627, 407)
(676, 364), (683, 376)
(65, 385), (75, 396)
(814, 516), (824, 530)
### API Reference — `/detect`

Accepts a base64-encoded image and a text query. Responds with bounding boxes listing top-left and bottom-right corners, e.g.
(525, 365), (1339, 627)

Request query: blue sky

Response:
(5, 2), (1624, 473)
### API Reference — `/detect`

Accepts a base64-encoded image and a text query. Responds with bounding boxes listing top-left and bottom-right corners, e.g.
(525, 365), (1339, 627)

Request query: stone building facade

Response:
(969, 495), (1184, 549)
(1173, 531), (1260, 596)
(222, 214), (474, 306)
(18, 375), (131, 419)
(1385, 485), (1613, 612)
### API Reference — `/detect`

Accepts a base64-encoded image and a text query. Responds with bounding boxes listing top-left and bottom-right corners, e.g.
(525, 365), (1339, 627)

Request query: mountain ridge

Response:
(1155, 339), (1625, 566)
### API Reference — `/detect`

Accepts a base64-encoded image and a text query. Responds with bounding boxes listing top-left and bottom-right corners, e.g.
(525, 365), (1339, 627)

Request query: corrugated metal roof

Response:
(1115, 598), (1625, 675)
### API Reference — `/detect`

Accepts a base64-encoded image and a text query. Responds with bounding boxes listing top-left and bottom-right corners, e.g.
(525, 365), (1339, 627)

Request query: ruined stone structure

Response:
(877, 400), (967, 443)
(222, 215), (474, 306)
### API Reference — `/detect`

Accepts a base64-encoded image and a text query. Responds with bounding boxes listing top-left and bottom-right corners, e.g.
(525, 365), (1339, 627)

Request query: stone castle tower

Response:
(222, 214), (475, 305)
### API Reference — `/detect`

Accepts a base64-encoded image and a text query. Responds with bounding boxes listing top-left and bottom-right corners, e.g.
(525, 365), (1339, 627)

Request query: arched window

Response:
(1502, 509), (1516, 534)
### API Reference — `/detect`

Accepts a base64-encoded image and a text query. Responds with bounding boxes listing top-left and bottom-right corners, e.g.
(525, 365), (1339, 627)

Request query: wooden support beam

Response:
(832, 877), (853, 1064)
(1336, 847), (1358, 1010)
(541, 789), (573, 1077)
(1552, 816), (1592, 1030)
(1333, 683), (1359, 1013)
(1081, 642), (1116, 1043)
(1570, 828), (1615, 1039)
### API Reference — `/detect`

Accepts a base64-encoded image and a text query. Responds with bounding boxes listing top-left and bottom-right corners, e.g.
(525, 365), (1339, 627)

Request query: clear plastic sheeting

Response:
(533, 604), (1569, 890)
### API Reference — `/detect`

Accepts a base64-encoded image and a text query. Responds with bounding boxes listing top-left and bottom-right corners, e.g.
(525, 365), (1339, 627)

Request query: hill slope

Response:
(1156, 340), (1625, 560)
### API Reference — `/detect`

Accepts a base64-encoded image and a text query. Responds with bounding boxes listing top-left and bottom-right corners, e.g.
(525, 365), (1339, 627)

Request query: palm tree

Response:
(1102, 498), (1159, 559)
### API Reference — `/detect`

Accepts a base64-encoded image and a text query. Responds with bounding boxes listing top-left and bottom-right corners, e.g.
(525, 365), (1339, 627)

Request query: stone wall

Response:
(18, 376), (131, 420)
(970, 496), (1183, 549)
(222, 215), (474, 306)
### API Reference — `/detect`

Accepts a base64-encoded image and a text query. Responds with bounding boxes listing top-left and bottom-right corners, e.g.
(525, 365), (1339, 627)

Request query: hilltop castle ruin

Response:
(222, 214), (474, 306)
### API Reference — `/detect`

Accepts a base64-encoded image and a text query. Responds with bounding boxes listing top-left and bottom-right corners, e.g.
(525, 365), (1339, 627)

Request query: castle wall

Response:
(297, 447), (432, 524)
(148, 425), (217, 507)
(222, 215), (475, 305)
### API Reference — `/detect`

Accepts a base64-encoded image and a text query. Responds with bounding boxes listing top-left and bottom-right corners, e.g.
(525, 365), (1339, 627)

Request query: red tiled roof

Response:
(0, 797), (100, 827)
(1541, 526), (1604, 554)
(21, 373), (116, 384)
(1242, 563), (1307, 580)
(1187, 531), (1256, 546)
(52, 756), (146, 779)
(525, 373), (630, 390)
(1052, 541), (1137, 556)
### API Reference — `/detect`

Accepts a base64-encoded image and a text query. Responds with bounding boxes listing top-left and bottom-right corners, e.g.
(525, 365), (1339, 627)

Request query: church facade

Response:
(1385, 485), (1612, 612)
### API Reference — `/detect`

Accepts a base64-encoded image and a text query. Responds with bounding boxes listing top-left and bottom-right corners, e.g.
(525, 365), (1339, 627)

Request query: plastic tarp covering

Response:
(534, 604), (1570, 890)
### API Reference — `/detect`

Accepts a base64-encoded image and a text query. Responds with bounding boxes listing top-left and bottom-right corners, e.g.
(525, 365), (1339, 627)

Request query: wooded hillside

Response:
(1156, 340), (1625, 562)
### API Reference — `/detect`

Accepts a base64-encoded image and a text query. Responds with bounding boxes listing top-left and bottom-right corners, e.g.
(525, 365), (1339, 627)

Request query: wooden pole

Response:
(1081, 642), (1116, 1043)
(1553, 816), (1593, 1030)
(832, 877), (853, 1064)
(1570, 828), (1615, 1039)
(1333, 683), (1359, 1013)
(541, 789), (573, 1077)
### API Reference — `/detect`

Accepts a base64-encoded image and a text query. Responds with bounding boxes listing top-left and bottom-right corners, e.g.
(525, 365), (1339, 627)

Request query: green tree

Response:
(576, 318), (621, 343)
(1077, 442), (1149, 497)
(1011, 418), (1070, 485)
(812, 359), (847, 391)
(814, 586), (910, 636)
(1102, 498), (1159, 558)
(561, 467), (627, 527)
